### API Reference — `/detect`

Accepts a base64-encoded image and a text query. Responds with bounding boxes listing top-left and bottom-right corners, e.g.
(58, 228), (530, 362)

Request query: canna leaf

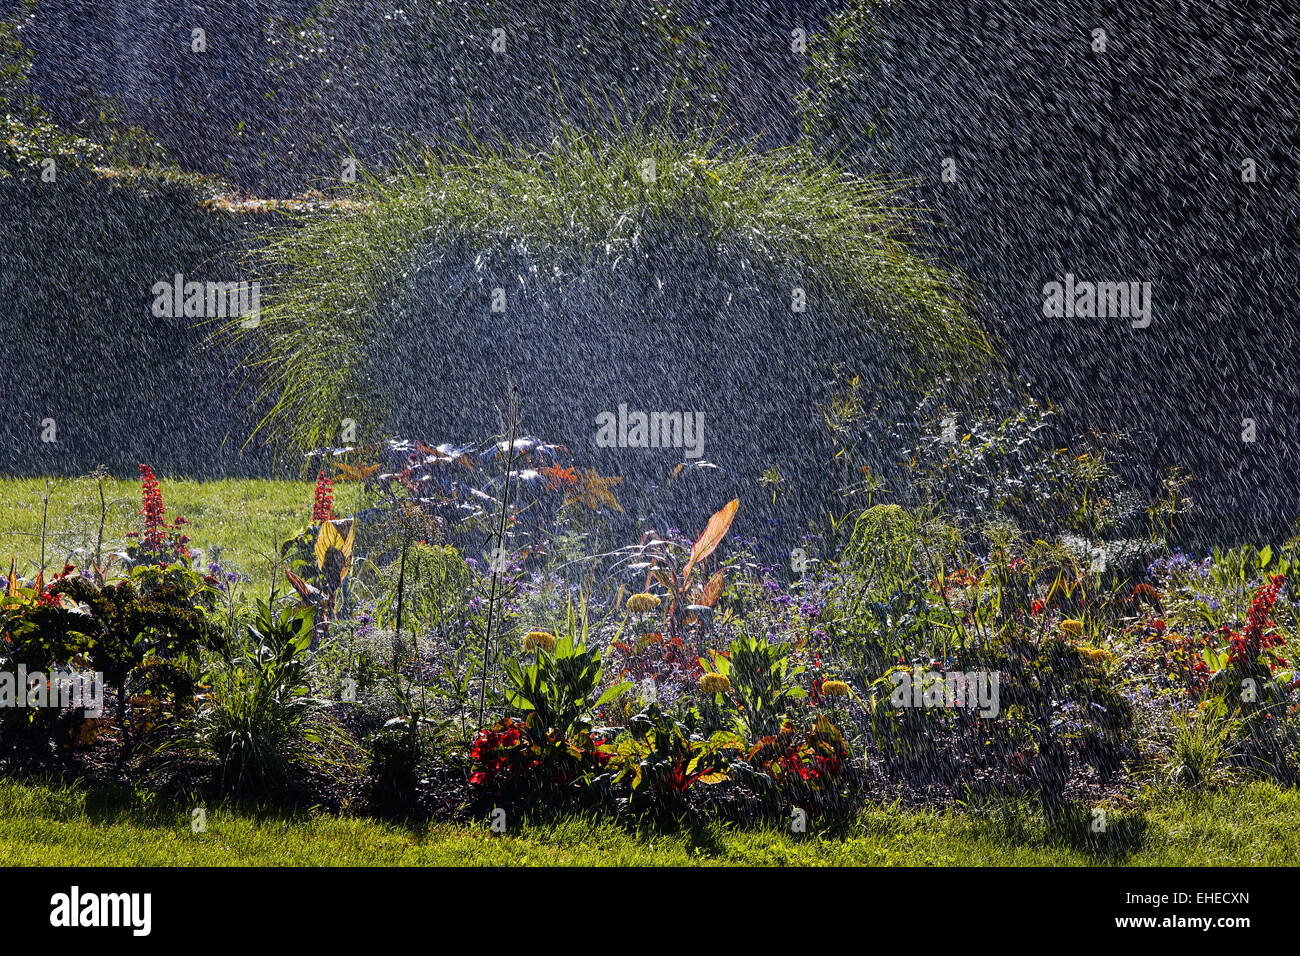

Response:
(315, 520), (344, 571)
(682, 499), (739, 583)
(700, 569), (726, 608)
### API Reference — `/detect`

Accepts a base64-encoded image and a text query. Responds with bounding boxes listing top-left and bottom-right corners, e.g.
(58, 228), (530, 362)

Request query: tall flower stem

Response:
(94, 466), (106, 575)
(478, 384), (519, 731)
(394, 531), (410, 670)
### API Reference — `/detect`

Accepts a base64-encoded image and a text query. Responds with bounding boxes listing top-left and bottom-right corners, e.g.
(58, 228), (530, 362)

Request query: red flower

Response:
(136, 464), (189, 564)
(139, 464), (167, 552)
(312, 470), (335, 523)
(1225, 574), (1287, 669)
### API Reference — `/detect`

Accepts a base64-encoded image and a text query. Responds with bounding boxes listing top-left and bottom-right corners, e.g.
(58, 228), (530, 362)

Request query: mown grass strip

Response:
(1, 780), (1296, 866)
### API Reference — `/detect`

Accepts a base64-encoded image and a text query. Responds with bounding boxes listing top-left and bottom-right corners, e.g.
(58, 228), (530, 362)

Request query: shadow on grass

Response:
(962, 793), (1150, 863)
(12, 771), (1155, 866)
(7, 774), (334, 833)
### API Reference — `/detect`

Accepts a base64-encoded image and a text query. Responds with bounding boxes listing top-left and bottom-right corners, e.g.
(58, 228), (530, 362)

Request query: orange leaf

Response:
(683, 499), (739, 582)
(700, 569), (726, 608)
(334, 461), (379, 482)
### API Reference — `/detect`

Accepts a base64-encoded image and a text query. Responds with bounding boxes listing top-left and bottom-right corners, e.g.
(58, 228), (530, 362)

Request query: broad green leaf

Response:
(594, 681), (634, 708)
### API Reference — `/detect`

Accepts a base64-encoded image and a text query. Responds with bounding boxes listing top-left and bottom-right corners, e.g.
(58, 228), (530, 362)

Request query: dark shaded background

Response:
(1, 0), (1296, 539)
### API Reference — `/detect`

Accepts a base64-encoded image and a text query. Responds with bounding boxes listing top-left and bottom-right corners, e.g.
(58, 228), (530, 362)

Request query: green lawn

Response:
(2, 779), (1298, 866)
(0, 476), (365, 584)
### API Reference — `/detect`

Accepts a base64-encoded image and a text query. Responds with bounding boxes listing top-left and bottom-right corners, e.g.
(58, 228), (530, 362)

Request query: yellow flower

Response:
(626, 592), (661, 614)
(1061, 619), (1085, 636)
(821, 679), (851, 698)
(1079, 644), (1113, 664)
(522, 630), (556, 653)
(700, 673), (731, 695)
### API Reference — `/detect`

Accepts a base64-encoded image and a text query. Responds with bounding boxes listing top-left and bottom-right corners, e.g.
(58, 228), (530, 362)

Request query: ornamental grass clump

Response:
(227, 117), (986, 458)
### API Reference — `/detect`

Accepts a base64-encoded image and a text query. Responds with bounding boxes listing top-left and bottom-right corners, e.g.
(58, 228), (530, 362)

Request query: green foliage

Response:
(989, 636), (1134, 801)
(503, 599), (630, 735)
(1201, 647), (1291, 724)
(168, 602), (346, 797)
(1164, 709), (1239, 789)
(368, 722), (429, 812)
(615, 704), (743, 800)
(838, 503), (946, 599)
(0, 1), (173, 179)
(867, 665), (957, 763)
(0, 0), (36, 114)
(69, 93), (175, 171)
(823, 567), (936, 701)
(1194, 545), (1289, 630)
(25, 574), (212, 720)
(702, 633), (806, 741)
(1147, 466), (1195, 547)
(901, 395), (1060, 532)
(378, 542), (472, 637)
(0, 0), (97, 178)
(797, 0), (887, 166)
